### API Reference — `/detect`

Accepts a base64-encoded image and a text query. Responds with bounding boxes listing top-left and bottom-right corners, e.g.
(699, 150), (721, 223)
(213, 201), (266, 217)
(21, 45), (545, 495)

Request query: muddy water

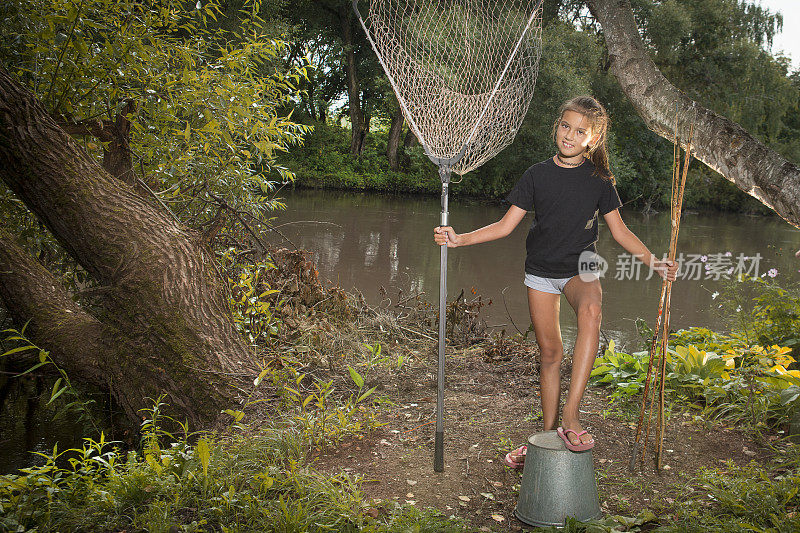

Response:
(274, 189), (800, 350)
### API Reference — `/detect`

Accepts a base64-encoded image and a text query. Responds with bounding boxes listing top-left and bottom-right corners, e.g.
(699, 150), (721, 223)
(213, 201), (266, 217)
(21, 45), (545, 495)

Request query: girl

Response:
(433, 95), (678, 464)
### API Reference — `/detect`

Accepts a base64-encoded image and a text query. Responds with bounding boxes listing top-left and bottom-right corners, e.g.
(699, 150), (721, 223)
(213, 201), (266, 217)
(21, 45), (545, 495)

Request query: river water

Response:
(273, 188), (800, 350)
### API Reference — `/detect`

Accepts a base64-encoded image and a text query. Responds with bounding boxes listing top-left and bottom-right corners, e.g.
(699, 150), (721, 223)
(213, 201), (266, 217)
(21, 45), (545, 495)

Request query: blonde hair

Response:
(552, 95), (614, 183)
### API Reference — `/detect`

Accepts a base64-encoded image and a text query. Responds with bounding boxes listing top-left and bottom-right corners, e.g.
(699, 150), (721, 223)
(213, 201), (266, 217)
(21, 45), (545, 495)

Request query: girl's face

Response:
(555, 110), (596, 158)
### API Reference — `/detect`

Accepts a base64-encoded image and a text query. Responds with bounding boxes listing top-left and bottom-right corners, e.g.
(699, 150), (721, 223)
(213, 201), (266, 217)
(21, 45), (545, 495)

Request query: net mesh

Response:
(358, 0), (543, 175)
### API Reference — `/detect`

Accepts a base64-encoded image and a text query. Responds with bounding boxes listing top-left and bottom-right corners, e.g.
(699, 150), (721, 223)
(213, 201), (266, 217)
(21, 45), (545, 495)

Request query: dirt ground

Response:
(312, 341), (780, 531)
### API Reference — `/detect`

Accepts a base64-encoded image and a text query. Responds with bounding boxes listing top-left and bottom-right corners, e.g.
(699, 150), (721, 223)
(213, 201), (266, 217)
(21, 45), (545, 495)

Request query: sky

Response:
(758, 0), (800, 71)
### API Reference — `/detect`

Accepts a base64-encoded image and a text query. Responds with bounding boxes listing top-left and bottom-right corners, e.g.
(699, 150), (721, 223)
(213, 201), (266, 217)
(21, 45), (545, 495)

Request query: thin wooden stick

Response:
(656, 127), (693, 468)
(631, 107), (680, 470)
(631, 111), (694, 472)
(629, 280), (667, 470)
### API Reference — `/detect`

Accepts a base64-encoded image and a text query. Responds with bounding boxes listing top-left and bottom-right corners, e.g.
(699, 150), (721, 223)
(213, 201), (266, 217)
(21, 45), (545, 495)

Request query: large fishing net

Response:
(356, 0), (544, 174)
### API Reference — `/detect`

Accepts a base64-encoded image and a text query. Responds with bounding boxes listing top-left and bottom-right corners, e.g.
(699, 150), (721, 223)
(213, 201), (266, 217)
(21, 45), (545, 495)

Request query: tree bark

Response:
(0, 67), (254, 428)
(341, 5), (367, 155)
(403, 128), (418, 149)
(587, 0), (800, 228)
(0, 225), (129, 414)
(57, 100), (137, 185)
(386, 110), (403, 171)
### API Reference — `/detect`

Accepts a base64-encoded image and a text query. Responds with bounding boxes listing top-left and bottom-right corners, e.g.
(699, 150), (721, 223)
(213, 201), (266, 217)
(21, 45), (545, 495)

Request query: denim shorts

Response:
(524, 273), (575, 294)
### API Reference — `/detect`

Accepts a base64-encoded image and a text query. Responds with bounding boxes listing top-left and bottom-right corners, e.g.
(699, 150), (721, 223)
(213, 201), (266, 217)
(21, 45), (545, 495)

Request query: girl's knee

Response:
(578, 302), (602, 323)
(538, 345), (563, 366)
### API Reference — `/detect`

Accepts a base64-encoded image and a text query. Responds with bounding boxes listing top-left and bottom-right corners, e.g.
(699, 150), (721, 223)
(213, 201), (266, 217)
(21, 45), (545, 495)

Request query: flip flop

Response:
(557, 427), (595, 452)
(503, 445), (527, 469)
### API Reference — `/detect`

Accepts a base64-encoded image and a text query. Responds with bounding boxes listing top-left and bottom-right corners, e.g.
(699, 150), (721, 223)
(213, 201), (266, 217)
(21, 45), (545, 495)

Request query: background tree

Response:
(283, 0), (377, 155)
(0, 0), (310, 427)
(280, 0), (798, 222)
(588, 0), (799, 227)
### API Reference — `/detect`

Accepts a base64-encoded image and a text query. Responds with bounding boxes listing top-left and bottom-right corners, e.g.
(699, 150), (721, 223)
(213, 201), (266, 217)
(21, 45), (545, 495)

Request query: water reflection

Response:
(273, 189), (800, 350)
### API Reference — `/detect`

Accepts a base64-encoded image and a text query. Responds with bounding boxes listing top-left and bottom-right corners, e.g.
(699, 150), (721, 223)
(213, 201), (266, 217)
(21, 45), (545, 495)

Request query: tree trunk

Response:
(386, 110), (403, 171)
(404, 128), (418, 149)
(587, 0), (800, 228)
(542, 0), (563, 26)
(58, 100), (137, 185)
(0, 67), (254, 428)
(341, 6), (367, 155)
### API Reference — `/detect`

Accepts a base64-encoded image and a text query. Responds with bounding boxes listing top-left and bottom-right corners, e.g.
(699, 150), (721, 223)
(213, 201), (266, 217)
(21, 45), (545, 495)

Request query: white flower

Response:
(700, 255), (708, 262)
(736, 306), (742, 312)
(767, 268), (778, 278)
(711, 291), (719, 299)
(724, 251), (732, 257)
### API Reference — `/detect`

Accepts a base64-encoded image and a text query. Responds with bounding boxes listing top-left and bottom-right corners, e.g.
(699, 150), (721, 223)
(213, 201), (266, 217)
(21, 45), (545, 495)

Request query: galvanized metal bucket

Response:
(514, 430), (601, 527)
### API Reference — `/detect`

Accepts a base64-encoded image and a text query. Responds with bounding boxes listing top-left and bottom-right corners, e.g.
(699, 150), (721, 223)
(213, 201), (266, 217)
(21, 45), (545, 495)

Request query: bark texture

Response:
(588, 0), (800, 228)
(386, 111), (403, 170)
(0, 67), (254, 427)
(341, 5), (367, 155)
(57, 99), (137, 185)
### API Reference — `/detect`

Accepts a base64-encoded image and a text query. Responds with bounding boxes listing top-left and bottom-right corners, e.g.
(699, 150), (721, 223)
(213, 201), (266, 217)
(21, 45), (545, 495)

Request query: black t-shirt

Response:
(505, 158), (622, 278)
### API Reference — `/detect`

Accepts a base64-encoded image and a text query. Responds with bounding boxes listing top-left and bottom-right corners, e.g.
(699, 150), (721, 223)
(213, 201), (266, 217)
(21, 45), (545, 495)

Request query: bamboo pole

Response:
(630, 114), (693, 472)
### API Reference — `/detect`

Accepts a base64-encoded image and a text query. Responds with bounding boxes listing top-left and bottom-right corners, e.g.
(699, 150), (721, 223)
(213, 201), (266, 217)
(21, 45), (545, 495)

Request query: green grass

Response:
(0, 421), (469, 532)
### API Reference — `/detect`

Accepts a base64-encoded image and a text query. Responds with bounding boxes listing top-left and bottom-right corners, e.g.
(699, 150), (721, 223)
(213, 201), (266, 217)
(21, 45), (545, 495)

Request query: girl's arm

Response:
(603, 209), (679, 281)
(433, 205), (527, 248)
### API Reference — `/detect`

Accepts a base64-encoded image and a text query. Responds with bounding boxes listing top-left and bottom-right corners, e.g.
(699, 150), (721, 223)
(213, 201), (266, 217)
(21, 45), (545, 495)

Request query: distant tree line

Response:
(279, 0), (799, 214)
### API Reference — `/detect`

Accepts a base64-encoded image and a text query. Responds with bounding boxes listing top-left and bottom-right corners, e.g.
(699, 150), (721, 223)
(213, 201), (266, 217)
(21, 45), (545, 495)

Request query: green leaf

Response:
(14, 362), (47, 377)
(48, 378), (68, 405)
(357, 385), (377, 403)
(1, 345), (37, 357)
(222, 409), (244, 422)
(253, 368), (269, 387)
(348, 366), (364, 389)
(197, 438), (210, 477)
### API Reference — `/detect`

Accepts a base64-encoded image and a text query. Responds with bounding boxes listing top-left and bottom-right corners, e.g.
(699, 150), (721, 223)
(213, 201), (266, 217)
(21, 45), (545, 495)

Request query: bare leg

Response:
(508, 287), (562, 464)
(527, 287), (564, 432)
(561, 275), (602, 446)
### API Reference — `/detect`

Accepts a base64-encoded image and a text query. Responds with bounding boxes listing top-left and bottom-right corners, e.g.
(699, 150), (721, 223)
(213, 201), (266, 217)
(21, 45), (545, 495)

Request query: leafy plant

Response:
(589, 340), (650, 399)
(0, 401), (403, 532)
(750, 276), (800, 354)
(224, 253), (282, 345)
(666, 344), (731, 396)
(281, 366), (381, 450)
(661, 462), (800, 532)
(1, 325), (99, 431)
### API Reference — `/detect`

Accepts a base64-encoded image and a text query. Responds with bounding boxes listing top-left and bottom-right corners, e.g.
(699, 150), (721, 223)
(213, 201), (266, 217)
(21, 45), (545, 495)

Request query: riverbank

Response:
(271, 188), (800, 353)
(2, 249), (799, 531)
(279, 122), (776, 216)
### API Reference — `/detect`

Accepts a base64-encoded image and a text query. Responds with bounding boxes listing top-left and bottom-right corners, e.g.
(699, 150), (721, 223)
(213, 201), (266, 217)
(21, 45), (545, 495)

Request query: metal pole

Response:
(435, 165), (450, 472)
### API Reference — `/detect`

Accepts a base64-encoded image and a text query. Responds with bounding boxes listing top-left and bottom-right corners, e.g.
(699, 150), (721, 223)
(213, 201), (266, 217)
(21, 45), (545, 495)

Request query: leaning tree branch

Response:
(587, 0), (800, 228)
(0, 65), (254, 427)
(0, 225), (147, 416)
